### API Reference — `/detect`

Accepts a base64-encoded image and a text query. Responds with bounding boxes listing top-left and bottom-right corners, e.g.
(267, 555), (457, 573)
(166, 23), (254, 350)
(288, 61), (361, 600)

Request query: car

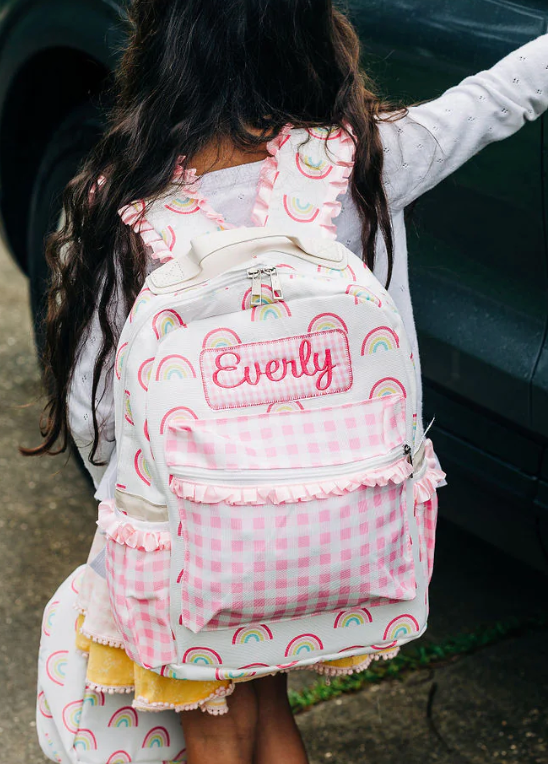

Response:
(0, 0), (546, 571)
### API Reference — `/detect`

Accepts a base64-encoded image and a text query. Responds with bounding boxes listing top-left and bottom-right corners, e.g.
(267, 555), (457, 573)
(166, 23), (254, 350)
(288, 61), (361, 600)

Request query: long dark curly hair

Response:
(24, 0), (406, 465)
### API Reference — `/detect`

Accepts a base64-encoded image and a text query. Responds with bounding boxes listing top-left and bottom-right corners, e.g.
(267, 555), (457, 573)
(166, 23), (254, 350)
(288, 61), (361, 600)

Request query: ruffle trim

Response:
(315, 127), (355, 239)
(133, 685), (234, 715)
(118, 167), (235, 263)
(169, 457), (413, 506)
(79, 627), (125, 650)
(85, 680), (135, 695)
(252, 124), (293, 227)
(98, 500), (171, 551)
(118, 199), (175, 264)
(313, 648), (400, 679)
(251, 124), (355, 239)
(414, 440), (446, 504)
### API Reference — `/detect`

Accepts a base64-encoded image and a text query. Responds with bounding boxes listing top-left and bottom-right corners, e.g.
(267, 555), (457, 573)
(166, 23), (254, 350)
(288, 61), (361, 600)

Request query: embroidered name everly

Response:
(212, 339), (337, 391)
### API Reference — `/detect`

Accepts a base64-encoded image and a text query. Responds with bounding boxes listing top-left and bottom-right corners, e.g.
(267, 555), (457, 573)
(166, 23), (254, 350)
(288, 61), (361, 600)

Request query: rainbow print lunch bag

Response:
(99, 127), (445, 681)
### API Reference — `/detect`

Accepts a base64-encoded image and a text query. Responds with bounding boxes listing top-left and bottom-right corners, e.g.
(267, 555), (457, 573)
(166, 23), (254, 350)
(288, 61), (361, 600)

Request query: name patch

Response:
(200, 329), (353, 410)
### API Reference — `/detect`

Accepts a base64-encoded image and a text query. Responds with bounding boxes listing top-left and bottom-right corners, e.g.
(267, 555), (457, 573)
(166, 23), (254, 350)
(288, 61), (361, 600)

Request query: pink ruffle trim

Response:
(169, 458), (413, 506)
(413, 440), (446, 504)
(315, 127), (355, 239)
(252, 124), (355, 239)
(118, 167), (235, 263)
(98, 500), (171, 551)
(252, 124), (293, 227)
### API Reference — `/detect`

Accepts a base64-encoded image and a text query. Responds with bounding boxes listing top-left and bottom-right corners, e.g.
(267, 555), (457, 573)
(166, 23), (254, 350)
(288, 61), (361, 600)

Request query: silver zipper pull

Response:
(247, 268), (263, 306)
(263, 266), (284, 301)
(404, 443), (413, 471)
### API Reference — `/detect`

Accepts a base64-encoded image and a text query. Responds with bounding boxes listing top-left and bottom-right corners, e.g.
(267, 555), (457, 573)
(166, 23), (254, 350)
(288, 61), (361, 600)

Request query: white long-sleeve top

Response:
(68, 33), (548, 500)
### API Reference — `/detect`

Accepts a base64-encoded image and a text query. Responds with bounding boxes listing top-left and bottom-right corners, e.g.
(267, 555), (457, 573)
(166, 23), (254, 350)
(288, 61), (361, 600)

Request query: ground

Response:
(0, 242), (546, 763)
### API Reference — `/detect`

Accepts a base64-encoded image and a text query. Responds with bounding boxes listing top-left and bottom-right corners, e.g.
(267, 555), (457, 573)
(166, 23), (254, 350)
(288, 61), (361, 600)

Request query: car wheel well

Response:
(0, 47), (109, 272)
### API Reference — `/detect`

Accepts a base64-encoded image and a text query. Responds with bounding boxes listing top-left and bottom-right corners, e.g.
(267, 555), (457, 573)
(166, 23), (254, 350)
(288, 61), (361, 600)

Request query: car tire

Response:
(27, 102), (105, 356)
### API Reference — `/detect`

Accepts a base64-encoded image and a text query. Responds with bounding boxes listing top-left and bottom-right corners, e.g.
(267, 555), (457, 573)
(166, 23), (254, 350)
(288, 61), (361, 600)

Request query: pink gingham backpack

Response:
(99, 126), (445, 681)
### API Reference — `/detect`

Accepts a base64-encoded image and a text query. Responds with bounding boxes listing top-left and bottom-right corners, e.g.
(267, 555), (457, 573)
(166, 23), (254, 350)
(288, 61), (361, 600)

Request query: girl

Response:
(28, 1), (548, 762)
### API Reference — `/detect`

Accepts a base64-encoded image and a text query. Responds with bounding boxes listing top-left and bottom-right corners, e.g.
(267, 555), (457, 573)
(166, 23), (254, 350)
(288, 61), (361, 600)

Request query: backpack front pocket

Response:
(166, 394), (416, 633)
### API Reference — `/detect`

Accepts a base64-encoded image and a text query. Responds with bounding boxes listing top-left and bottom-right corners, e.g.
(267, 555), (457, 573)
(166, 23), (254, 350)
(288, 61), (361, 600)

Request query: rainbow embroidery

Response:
(46, 650), (68, 686)
(202, 327), (241, 349)
(43, 731), (63, 764)
(62, 699), (83, 733)
(165, 196), (201, 214)
(130, 287), (153, 322)
(182, 646), (222, 666)
(284, 633), (324, 657)
(334, 608), (373, 628)
(115, 342), (128, 380)
(307, 126), (344, 141)
(369, 377), (407, 399)
(283, 195), (320, 223)
(152, 309), (185, 339)
(124, 390), (134, 426)
(317, 264), (357, 280)
(161, 225), (177, 251)
(346, 284), (382, 307)
(267, 400), (304, 413)
(308, 312), (348, 334)
(160, 406), (198, 434)
(215, 668), (250, 680)
(383, 614), (420, 641)
(361, 326), (400, 355)
(155, 354), (196, 381)
(232, 625), (274, 644)
(296, 152), (333, 179)
(250, 291), (292, 321)
(166, 748), (188, 763)
(108, 706), (139, 728)
(138, 358), (155, 391)
(142, 726), (171, 748)
(134, 449), (152, 486)
(37, 691), (52, 718)
(83, 689), (105, 706)
(42, 600), (59, 637)
(107, 752), (132, 764)
(71, 568), (84, 594)
(73, 729), (97, 751)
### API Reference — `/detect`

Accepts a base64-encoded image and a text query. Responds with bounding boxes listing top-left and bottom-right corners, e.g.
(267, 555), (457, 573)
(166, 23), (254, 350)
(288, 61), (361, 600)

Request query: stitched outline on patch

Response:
(199, 329), (353, 411)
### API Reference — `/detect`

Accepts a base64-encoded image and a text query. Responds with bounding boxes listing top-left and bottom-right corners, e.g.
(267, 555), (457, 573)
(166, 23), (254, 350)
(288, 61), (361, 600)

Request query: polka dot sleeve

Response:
(379, 33), (548, 209)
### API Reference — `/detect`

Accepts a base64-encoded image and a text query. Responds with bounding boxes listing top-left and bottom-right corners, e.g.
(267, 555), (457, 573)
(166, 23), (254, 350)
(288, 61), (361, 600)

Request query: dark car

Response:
(1, 0), (547, 571)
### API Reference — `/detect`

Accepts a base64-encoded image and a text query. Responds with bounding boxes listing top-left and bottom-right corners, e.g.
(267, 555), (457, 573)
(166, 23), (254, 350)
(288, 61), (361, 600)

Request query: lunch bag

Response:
(37, 567), (187, 764)
(98, 127), (444, 681)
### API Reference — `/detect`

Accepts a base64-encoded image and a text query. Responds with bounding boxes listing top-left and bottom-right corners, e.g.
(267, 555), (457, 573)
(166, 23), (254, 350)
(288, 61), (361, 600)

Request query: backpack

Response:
(99, 127), (444, 681)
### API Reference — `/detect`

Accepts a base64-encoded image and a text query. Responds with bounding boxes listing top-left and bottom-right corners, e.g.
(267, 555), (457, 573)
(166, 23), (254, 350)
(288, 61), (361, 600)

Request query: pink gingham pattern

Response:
(175, 482), (415, 633)
(199, 329), (352, 411)
(166, 393), (406, 473)
(415, 494), (438, 584)
(104, 535), (177, 668)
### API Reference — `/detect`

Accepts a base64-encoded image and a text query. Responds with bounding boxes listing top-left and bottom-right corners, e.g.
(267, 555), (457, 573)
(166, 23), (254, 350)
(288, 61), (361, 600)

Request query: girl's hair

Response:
(24, 0), (405, 464)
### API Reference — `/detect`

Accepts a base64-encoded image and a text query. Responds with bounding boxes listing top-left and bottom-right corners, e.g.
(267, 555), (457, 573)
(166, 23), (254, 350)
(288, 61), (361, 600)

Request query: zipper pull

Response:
(404, 443), (413, 472)
(247, 268), (263, 306)
(263, 266), (284, 302)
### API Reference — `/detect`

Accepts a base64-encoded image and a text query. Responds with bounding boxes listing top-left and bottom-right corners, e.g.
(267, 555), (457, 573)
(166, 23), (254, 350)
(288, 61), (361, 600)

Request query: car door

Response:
(351, 0), (548, 570)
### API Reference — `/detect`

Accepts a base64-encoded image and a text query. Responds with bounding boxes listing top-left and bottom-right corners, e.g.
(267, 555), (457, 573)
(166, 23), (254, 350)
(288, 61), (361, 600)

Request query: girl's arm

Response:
(67, 307), (117, 497)
(380, 33), (548, 209)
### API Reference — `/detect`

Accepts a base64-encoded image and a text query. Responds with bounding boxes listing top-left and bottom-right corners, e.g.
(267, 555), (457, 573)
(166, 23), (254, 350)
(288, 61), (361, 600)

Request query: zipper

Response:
(247, 266), (284, 303)
(169, 441), (411, 486)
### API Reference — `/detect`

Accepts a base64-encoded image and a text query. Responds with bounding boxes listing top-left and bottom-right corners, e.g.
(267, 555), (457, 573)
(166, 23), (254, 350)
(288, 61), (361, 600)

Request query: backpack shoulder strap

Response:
(118, 169), (236, 265)
(251, 125), (355, 239)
